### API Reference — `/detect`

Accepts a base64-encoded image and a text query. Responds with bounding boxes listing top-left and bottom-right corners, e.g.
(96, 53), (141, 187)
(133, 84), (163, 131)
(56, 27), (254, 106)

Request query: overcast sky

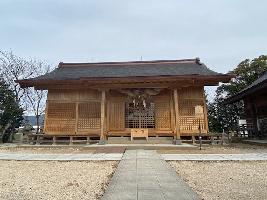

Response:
(1, 0), (267, 97)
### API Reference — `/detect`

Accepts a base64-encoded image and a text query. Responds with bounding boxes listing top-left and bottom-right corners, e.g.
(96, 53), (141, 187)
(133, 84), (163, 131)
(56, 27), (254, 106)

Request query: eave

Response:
(16, 74), (234, 90)
(224, 81), (267, 104)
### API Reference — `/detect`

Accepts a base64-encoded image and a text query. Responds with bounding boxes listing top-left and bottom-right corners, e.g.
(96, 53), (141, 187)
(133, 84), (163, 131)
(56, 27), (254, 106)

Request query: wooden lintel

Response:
(35, 81), (203, 90)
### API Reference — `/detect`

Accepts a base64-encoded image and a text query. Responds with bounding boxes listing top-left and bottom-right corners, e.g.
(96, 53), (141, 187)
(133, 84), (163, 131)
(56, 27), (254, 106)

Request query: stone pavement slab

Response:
(0, 153), (123, 161)
(161, 153), (267, 161)
(101, 150), (199, 200)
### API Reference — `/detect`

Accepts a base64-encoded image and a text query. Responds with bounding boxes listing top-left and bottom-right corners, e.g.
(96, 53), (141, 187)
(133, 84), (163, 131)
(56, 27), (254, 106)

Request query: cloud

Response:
(0, 0), (266, 74)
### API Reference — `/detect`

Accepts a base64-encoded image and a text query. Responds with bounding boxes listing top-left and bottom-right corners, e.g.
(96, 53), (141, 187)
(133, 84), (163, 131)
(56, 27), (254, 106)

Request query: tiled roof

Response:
(30, 58), (223, 81)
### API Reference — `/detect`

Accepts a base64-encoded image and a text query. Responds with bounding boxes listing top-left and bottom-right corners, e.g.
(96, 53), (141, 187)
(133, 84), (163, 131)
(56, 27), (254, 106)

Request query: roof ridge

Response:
(58, 58), (200, 68)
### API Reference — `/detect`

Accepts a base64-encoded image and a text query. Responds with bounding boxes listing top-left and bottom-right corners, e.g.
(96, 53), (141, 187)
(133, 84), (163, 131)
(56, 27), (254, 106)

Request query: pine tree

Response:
(0, 80), (23, 142)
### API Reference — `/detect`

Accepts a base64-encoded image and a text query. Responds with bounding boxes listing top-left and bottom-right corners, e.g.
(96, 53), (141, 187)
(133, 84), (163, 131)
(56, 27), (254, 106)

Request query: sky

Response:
(0, 0), (267, 99)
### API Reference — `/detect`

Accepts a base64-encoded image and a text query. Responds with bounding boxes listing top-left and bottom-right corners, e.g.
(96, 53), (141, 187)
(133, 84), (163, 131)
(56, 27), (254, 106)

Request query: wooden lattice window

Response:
(154, 101), (171, 130)
(178, 87), (207, 133)
(47, 103), (76, 119)
(179, 99), (204, 116)
(46, 102), (76, 134)
(125, 103), (155, 128)
(78, 102), (101, 131)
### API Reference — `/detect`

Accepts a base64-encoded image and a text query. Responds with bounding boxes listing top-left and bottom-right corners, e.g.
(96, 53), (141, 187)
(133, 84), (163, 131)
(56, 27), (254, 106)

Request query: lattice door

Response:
(108, 101), (125, 131)
(154, 100), (171, 130)
(77, 102), (101, 133)
(125, 103), (155, 128)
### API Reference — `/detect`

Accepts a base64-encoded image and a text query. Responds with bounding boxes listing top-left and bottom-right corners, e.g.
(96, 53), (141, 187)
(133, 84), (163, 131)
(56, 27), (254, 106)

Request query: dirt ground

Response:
(0, 145), (127, 154)
(169, 161), (267, 200)
(0, 161), (118, 200)
(158, 143), (267, 154)
(0, 143), (267, 154)
(0, 147), (96, 154)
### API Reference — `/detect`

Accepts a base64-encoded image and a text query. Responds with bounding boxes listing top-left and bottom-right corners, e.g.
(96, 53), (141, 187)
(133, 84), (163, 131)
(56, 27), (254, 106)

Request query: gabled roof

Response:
(32, 59), (222, 80)
(225, 70), (267, 104)
(17, 58), (233, 88)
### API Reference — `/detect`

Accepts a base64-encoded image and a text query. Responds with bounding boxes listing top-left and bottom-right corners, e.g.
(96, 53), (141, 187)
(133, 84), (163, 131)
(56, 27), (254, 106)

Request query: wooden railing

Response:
(179, 116), (206, 132)
(27, 134), (99, 145)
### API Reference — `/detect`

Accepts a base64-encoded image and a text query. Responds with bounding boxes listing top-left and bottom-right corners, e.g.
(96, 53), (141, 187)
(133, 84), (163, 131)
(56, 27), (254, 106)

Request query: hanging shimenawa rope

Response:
(119, 89), (162, 109)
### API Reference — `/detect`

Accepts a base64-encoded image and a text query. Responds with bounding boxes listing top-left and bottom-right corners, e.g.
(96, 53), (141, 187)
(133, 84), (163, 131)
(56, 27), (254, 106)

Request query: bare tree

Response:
(23, 88), (47, 133)
(0, 51), (36, 102)
(0, 50), (53, 132)
(23, 60), (51, 133)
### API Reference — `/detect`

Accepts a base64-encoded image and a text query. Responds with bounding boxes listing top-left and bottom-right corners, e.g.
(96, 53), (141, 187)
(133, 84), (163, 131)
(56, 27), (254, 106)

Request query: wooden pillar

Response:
(251, 101), (259, 137)
(100, 90), (106, 143)
(44, 100), (48, 133)
(173, 89), (181, 144)
(86, 136), (90, 145)
(202, 87), (209, 132)
(69, 136), (73, 145)
(52, 136), (56, 145)
(75, 102), (79, 134)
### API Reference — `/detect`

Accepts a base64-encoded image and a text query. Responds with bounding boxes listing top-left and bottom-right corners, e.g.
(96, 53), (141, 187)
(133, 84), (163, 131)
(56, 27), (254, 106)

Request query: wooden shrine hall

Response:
(17, 58), (232, 144)
(225, 70), (267, 138)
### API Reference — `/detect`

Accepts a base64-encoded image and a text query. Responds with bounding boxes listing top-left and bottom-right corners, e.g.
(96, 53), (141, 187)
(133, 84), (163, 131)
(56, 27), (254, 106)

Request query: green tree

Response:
(0, 80), (23, 142)
(208, 55), (267, 132)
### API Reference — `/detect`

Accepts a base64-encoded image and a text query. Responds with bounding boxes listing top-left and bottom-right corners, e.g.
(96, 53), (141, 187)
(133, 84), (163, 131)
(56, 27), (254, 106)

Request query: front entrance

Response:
(107, 89), (173, 137)
(125, 102), (155, 128)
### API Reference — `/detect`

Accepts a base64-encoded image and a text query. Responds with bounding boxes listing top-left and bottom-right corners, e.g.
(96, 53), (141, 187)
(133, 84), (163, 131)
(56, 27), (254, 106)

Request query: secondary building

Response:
(225, 70), (267, 138)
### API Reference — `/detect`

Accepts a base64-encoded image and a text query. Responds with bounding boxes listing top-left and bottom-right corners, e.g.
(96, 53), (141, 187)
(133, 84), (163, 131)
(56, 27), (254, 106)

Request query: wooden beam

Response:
(173, 89), (181, 140)
(100, 90), (106, 141)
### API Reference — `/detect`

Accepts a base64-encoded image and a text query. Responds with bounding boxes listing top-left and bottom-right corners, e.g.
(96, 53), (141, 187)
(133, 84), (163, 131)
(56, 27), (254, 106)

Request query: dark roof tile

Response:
(31, 59), (222, 81)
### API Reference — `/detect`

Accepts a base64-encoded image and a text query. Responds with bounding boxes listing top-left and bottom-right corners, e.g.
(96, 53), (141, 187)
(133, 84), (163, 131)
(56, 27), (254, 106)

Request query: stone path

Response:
(101, 150), (199, 200)
(1, 152), (267, 161)
(161, 153), (267, 161)
(0, 153), (122, 161)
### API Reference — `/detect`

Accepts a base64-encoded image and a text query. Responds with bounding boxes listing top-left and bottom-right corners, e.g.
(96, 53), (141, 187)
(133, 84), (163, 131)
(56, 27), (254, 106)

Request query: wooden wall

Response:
(44, 87), (208, 137)
(45, 89), (101, 135)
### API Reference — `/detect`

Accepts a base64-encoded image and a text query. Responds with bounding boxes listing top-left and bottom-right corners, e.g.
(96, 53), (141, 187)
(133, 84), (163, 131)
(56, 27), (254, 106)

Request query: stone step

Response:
(107, 136), (174, 144)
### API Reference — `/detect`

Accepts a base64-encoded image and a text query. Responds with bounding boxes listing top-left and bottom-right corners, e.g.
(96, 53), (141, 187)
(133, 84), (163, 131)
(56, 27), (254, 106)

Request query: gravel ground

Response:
(169, 161), (267, 200)
(0, 161), (118, 200)
(158, 143), (267, 154)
